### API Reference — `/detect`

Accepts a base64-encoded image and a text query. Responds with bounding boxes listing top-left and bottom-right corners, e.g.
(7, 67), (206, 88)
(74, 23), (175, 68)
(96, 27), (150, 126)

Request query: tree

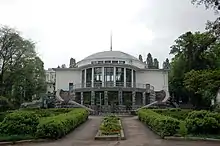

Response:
(146, 53), (153, 69)
(61, 64), (66, 68)
(138, 55), (143, 62)
(169, 31), (219, 106)
(153, 58), (159, 69)
(163, 58), (170, 69)
(192, 0), (220, 11)
(184, 69), (220, 108)
(0, 26), (46, 106)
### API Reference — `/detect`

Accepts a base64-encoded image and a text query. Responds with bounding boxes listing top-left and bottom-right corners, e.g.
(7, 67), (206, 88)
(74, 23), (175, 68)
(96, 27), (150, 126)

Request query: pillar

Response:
(142, 92), (146, 105)
(104, 91), (108, 105)
(132, 91), (136, 106)
(72, 92), (76, 101)
(124, 68), (126, 87)
(113, 67), (116, 87)
(118, 90), (123, 105)
(84, 69), (87, 87)
(131, 69), (134, 87)
(91, 67), (94, 87)
(80, 92), (84, 105)
(91, 91), (95, 105)
(102, 67), (105, 87)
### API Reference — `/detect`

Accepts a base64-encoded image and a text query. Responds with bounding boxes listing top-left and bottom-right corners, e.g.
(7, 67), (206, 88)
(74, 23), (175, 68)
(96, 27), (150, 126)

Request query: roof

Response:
(82, 51), (139, 61)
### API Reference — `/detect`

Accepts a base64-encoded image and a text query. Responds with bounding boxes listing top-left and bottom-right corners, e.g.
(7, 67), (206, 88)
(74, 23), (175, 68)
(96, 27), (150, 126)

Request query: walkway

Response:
(12, 116), (219, 146)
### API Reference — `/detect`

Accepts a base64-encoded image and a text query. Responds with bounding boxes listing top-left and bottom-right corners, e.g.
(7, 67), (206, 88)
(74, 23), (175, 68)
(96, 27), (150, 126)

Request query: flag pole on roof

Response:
(110, 30), (112, 51)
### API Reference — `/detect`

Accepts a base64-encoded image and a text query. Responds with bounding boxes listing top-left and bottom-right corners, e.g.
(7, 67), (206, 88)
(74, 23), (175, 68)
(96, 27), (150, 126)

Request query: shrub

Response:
(0, 96), (12, 112)
(186, 110), (220, 134)
(35, 108), (89, 139)
(0, 111), (39, 135)
(138, 109), (180, 137)
(153, 108), (192, 120)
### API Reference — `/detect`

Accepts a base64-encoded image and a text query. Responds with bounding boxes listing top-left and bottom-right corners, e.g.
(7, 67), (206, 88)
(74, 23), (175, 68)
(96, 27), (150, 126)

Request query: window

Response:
(94, 67), (102, 87)
(119, 61), (125, 64)
(86, 68), (92, 87)
(104, 67), (114, 87)
(105, 60), (111, 64)
(82, 70), (85, 87)
(126, 68), (132, 87)
(112, 61), (118, 64)
(116, 67), (124, 86)
(98, 61), (103, 64)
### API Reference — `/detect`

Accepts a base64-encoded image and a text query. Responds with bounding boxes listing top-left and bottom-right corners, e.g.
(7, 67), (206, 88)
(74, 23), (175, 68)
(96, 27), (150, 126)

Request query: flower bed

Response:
(95, 115), (125, 140)
(0, 108), (89, 142)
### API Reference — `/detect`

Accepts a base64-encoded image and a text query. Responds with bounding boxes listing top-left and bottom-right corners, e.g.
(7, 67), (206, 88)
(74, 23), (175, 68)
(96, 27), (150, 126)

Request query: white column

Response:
(124, 68), (126, 87)
(84, 69), (87, 87)
(102, 67), (105, 87)
(131, 69), (134, 87)
(91, 67), (94, 87)
(113, 67), (116, 87)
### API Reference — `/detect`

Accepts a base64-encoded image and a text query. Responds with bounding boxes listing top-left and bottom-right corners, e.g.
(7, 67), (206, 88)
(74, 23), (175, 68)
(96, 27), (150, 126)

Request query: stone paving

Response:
(12, 116), (220, 146)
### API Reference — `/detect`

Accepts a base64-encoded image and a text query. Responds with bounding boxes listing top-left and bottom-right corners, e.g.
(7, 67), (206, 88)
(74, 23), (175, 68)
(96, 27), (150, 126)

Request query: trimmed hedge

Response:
(153, 108), (192, 120)
(186, 110), (220, 135)
(35, 108), (89, 139)
(0, 111), (39, 135)
(138, 109), (180, 137)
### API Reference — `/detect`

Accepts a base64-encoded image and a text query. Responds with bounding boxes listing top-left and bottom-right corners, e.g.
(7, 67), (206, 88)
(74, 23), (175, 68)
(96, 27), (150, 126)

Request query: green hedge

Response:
(138, 109), (180, 137)
(153, 108), (192, 120)
(0, 111), (39, 135)
(186, 110), (220, 135)
(35, 108), (89, 139)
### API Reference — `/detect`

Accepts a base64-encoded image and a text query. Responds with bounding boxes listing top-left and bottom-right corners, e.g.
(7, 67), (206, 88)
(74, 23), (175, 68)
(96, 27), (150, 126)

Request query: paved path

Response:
(11, 116), (220, 146)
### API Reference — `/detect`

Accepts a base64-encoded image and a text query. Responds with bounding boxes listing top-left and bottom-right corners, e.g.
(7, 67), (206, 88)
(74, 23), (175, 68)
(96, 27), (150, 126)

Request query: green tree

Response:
(153, 58), (159, 69)
(138, 54), (143, 62)
(146, 53), (153, 69)
(0, 26), (46, 106)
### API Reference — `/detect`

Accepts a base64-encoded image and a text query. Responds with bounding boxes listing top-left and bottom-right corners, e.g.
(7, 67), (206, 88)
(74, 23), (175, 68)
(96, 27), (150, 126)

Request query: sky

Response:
(0, 0), (218, 69)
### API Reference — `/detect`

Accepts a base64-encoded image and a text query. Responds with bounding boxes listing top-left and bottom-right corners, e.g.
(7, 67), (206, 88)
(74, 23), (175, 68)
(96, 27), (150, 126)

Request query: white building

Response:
(45, 68), (56, 93)
(53, 51), (169, 110)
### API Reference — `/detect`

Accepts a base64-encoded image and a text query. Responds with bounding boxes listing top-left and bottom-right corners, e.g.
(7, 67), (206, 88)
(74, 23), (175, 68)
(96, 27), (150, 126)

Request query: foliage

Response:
(163, 58), (170, 69)
(0, 26), (46, 106)
(186, 110), (220, 134)
(153, 58), (159, 69)
(35, 108), (89, 139)
(184, 70), (220, 107)
(0, 111), (39, 135)
(0, 96), (13, 112)
(0, 134), (35, 142)
(146, 53), (154, 69)
(153, 108), (192, 120)
(137, 109), (180, 137)
(99, 115), (121, 135)
(169, 31), (220, 108)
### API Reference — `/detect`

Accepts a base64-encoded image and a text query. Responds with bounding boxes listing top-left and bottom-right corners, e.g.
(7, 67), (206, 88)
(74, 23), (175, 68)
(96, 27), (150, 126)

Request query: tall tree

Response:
(138, 54), (143, 62)
(146, 53), (153, 69)
(153, 58), (159, 69)
(0, 26), (46, 105)
(163, 58), (170, 69)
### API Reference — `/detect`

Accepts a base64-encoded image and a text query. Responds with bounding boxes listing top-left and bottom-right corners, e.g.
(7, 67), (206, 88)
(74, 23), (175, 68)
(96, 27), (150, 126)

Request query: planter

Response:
(95, 120), (125, 141)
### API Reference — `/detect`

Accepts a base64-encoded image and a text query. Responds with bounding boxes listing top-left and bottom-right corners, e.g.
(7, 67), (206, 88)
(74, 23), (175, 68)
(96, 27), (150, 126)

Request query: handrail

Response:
(71, 82), (154, 90)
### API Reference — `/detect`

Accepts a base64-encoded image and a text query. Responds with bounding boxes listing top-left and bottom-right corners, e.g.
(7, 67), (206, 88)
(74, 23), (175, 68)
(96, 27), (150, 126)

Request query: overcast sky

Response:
(0, 0), (218, 69)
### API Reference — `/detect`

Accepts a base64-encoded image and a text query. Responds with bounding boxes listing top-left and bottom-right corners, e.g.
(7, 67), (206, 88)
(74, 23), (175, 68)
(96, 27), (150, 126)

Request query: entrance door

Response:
(95, 91), (104, 112)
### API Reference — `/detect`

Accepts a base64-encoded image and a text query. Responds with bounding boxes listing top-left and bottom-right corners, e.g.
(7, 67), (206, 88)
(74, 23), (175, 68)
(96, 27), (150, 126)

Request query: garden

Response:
(138, 108), (220, 140)
(0, 108), (89, 142)
(95, 115), (125, 140)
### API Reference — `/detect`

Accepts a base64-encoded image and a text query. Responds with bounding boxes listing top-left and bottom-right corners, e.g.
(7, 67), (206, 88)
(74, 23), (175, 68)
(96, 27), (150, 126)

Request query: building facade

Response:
(53, 51), (169, 111)
(45, 68), (56, 94)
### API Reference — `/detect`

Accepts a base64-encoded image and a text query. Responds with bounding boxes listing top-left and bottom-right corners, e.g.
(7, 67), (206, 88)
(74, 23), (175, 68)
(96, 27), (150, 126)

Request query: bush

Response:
(138, 109), (180, 137)
(153, 108), (192, 120)
(35, 108), (89, 139)
(0, 111), (39, 135)
(0, 96), (12, 112)
(186, 110), (220, 134)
